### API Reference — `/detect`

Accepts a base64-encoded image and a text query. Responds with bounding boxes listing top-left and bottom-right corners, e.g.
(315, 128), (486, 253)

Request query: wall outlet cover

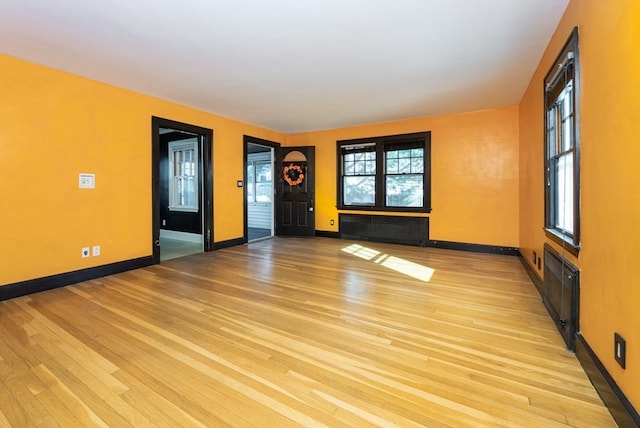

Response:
(81, 247), (90, 258)
(614, 333), (626, 369)
(79, 173), (95, 189)
(92, 245), (100, 256)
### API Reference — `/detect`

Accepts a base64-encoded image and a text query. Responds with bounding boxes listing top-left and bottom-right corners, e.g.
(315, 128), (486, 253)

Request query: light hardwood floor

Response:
(0, 237), (615, 427)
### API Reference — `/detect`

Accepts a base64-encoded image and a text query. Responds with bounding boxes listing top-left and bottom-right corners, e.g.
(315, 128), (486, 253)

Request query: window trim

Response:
(336, 131), (431, 213)
(544, 27), (580, 255)
(168, 139), (199, 213)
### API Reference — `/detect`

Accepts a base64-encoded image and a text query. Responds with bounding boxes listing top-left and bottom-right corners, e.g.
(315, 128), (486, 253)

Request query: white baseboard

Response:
(160, 229), (203, 244)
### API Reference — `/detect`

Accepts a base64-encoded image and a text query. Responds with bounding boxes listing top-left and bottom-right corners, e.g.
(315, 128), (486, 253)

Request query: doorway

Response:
(244, 136), (278, 242)
(152, 117), (213, 263)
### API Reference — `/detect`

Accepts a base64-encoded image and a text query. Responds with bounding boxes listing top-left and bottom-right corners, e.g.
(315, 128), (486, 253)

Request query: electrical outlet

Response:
(533, 251), (537, 264)
(330, 219), (334, 226)
(538, 256), (542, 270)
(614, 333), (626, 369)
(81, 247), (90, 258)
(92, 245), (100, 256)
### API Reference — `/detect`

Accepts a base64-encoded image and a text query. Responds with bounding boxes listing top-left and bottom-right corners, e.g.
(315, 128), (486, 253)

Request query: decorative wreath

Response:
(283, 163), (305, 186)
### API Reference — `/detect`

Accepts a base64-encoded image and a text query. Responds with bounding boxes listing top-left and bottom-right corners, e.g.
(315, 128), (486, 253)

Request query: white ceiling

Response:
(0, 0), (568, 133)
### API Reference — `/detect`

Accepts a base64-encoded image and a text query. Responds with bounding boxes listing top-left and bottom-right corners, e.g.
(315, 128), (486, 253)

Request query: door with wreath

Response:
(275, 146), (315, 236)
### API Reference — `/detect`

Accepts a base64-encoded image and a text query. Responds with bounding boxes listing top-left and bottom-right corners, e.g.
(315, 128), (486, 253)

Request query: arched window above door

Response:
(283, 150), (307, 162)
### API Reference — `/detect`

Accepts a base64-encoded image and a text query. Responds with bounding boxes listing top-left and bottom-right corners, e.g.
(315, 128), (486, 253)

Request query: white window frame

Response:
(168, 139), (199, 213)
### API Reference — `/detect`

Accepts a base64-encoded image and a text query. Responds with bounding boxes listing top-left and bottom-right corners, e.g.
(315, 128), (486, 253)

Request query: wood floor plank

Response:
(0, 237), (616, 427)
(0, 333), (51, 426)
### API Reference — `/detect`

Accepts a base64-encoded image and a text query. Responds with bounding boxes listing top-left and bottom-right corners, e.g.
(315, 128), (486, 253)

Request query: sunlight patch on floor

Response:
(341, 244), (380, 260)
(375, 254), (434, 282)
(342, 244), (434, 282)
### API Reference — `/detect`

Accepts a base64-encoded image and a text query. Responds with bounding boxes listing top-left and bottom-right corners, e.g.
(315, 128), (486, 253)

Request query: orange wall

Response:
(0, 54), (284, 285)
(519, 0), (640, 409)
(287, 107), (520, 248)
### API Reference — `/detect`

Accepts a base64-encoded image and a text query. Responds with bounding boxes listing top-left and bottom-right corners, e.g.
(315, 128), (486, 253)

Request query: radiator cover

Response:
(543, 244), (580, 351)
(339, 214), (428, 247)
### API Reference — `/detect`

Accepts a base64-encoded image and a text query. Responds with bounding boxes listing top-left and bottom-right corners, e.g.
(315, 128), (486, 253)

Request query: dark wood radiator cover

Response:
(543, 243), (580, 351)
(339, 214), (428, 247)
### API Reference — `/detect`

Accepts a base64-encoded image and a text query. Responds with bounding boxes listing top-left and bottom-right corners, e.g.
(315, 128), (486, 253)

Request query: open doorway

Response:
(244, 136), (279, 243)
(152, 117), (213, 263)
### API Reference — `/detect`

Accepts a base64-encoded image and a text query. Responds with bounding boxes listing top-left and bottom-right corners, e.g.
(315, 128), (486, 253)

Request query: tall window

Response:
(385, 144), (424, 207)
(342, 144), (376, 206)
(545, 28), (580, 253)
(337, 132), (431, 212)
(169, 139), (199, 212)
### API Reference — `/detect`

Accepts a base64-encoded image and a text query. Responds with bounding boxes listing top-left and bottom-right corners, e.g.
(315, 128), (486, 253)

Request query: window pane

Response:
(255, 183), (271, 202)
(344, 161), (355, 175)
(345, 150), (375, 176)
(344, 176), (375, 205)
(365, 160), (376, 174)
(563, 82), (573, 115)
(177, 176), (196, 207)
(386, 158), (398, 174)
(411, 148), (423, 158)
(411, 157), (424, 173)
(386, 175), (423, 207)
(548, 105), (558, 156)
(562, 117), (573, 151)
(548, 108), (555, 129)
(555, 153), (574, 233)
(398, 157), (411, 173)
(548, 129), (556, 156)
(255, 163), (271, 183)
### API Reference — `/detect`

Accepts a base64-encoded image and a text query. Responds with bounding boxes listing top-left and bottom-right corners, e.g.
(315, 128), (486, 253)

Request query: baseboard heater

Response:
(543, 243), (580, 351)
(339, 214), (428, 247)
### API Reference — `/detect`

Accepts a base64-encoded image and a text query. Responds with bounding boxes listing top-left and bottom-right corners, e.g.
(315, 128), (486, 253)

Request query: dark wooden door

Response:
(276, 146), (315, 236)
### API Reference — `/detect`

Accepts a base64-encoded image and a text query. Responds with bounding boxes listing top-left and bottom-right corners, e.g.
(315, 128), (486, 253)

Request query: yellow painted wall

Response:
(519, 0), (640, 409)
(287, 106), (520, 248)
(0, 54), (284, 285)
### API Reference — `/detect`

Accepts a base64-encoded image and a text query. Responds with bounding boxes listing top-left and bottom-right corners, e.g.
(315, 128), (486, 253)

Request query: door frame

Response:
(243, 135), (280, 243)
(152, 116), (214, 263)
